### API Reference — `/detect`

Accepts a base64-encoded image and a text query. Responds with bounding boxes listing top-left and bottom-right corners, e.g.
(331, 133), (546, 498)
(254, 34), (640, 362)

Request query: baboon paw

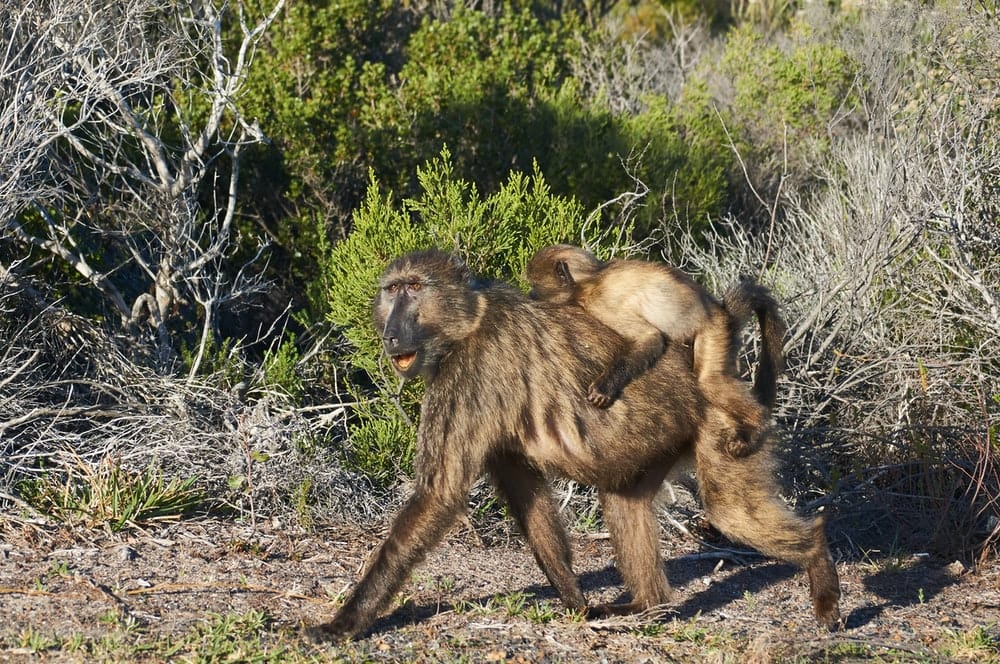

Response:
(816, 605), (843, 631)
(585, 603), (626, 619)
(587, 600), (673, 620)
(814, 594), (843, 631)
(305, 617), (357, 643)
(589, 375), (623, 408)
(587, 389), (614, 408)
(722, 427), (768, 458)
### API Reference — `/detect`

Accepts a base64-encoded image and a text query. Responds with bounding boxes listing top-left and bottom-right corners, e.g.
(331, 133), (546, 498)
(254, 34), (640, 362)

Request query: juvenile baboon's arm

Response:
(588, 333), (667, 408)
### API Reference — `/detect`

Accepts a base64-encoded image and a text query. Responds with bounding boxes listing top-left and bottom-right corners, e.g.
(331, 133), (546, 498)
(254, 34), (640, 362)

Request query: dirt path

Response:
(1, 519), (998, 662)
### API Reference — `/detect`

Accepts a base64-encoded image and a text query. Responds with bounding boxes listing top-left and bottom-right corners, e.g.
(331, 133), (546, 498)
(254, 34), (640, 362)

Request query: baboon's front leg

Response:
(310, 488), (466, 640)
(490, 454), (586, 611)
(589, 333), (666, 408)
(591, 466), (672, 615)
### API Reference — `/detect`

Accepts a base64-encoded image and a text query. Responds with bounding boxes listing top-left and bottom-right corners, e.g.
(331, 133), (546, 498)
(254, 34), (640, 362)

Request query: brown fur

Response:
(526, 244), (785, 457)
(310, 249), (839, 640)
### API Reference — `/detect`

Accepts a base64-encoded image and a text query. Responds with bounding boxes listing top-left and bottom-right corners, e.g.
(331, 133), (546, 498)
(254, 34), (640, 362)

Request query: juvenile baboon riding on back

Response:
(526, 244), (786, 457)
(311, 249), (839, 640)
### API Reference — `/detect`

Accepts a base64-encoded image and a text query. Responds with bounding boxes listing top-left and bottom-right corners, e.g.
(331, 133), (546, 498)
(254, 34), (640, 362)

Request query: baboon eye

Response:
(407, 282), (422, 292)
(386, 283), (399, 294)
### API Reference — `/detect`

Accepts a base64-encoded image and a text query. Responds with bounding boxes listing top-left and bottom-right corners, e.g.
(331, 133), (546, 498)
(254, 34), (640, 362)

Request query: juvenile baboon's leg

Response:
(591, 465), (672, 615)
(311, 488), (467, 639)
(690, 307), (739, 380)
(693, 307), (768, 457)
(589, 331), (666, 408)
(490, 454), (587, 610)
(694, 308), (773, 457)
(694, 418), (841, 629)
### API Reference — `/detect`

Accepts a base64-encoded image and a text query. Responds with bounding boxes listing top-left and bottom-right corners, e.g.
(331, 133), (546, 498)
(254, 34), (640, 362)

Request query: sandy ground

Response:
(1, 516), (998, 662)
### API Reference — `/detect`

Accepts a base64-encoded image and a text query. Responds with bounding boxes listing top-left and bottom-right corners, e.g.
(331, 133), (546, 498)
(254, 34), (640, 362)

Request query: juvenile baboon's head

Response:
(372, 249), (483, 381)
(526, 244), (604, 303)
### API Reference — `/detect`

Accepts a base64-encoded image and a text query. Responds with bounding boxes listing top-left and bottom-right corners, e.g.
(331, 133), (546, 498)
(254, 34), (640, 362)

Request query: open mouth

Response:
(392, 352), (417, 372)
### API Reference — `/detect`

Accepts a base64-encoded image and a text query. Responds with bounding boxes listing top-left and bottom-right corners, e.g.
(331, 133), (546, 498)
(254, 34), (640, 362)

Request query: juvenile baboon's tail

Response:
(722, 277), (787, 410)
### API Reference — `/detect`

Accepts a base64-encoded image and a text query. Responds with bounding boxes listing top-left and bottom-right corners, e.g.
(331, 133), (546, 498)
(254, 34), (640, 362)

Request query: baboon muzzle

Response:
(381, 311), (421, 376)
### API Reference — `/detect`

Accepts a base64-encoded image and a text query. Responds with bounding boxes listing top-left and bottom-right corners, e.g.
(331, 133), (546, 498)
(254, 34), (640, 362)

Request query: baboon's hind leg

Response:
(694, 428), (841, 629)
(591, 465), (672, 617)
(490, 454), (587, 611)
(693, 308), (768, 457)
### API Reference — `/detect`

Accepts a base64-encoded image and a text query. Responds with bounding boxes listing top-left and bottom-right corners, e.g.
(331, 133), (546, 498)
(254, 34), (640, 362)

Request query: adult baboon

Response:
(526, 244), (786, 457)
(310, 249), (839, 640)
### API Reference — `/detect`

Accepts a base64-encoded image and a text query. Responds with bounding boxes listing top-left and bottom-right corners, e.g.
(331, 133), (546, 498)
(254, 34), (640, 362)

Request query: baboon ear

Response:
(555, 260), (575, 288)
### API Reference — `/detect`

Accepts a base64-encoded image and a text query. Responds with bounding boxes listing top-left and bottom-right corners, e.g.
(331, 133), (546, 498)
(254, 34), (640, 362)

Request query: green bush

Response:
(718, 21), (859, 190)
(723, 23), (857, 136)
(361, 5), (576, 194)
(238, 3), (732, 321)
(239, 0), (404, 202)
(619, 92), (728, 230)
(380, 8), (729, 238)
(324, 149), (596, 484)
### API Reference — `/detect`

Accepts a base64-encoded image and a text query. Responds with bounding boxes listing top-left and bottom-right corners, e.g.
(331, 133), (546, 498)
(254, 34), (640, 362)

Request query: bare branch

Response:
(1, 0), (285, 364)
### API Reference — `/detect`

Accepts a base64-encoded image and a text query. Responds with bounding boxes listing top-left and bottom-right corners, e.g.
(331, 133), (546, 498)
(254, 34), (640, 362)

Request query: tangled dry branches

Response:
(0, 271), (378, 529)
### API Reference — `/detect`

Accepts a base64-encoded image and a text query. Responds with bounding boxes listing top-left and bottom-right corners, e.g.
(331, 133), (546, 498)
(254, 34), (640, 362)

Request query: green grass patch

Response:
(17, 456), (203, 533)
(941, 624), (1000, 662)
(3, 611), (325, 662)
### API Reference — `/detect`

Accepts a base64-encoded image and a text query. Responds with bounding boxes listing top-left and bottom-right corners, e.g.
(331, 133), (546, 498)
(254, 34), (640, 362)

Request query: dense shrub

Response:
(239, 0), (407, 210)
(238, 2), (733, 322)
(715, 19), (861, 208)
(7, 0), (996, 561)
(360, 6), (576, 195)
(723, 24), (857, 134)
(665, 3), (1000, 559)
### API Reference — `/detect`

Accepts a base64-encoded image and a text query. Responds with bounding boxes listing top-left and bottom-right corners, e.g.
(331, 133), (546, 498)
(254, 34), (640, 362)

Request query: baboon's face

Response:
(372, 250), (474, 380)
(373, 275), (427, 379)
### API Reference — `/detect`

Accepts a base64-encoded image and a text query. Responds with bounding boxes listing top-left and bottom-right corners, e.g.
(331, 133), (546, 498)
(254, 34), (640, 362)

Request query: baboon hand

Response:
(587, 374), (618, 408)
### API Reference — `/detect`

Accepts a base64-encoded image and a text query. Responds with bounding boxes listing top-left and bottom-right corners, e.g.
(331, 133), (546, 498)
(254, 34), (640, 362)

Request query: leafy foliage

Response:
(18, 458), (202, 533)
(716, 20), (860, 203)
(4, 0), (998, 563)
(239, 3), (732, 318)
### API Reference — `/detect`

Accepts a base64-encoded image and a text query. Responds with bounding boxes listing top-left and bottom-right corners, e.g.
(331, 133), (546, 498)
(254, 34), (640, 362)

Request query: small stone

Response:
(945, 560), (965, 577)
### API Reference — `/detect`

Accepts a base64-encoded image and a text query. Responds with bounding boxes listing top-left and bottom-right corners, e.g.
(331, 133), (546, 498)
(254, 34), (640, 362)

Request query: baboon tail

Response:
(722, 276), (788, 410)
